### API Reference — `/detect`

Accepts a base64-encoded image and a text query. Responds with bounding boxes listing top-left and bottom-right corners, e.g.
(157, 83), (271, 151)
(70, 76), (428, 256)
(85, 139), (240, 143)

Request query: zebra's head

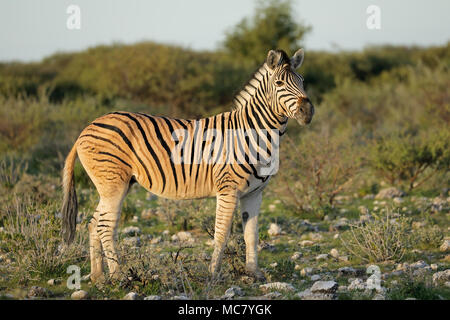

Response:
(265, 49), (314, 125)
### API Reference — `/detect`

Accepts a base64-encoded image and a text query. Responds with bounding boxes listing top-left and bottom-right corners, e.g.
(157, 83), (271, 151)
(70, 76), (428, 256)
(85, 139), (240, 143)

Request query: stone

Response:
(300, 240), (314, 247)
(431, 264), (438, 271)
(315, 254), (329, 261)
(338, 255), (349, 262)
(301, 267), (313, 277)
(123, 292), (140, 300)
(27, 286), (51, 298)
(440, 240), (450, 252)
(296, 289), (335, 300)
(432, 269), (450, 286)
(348, 278), (366, 291)
(310, 274), (321, 281)
(310, 281), (338, 294)
(71, 290), (89, 300)
(258, 241), (276, 252)
(291, 251), (302, 260)
(431, 197), (447, 213)
(150, 236), (162, 244)
(221, 286), (244, 299)
(172, 295), (190, 300)
(375, 187), (405, 199)
(171, 231), (194, 243)
(393, 197), (404, 204)
(330, 248), (339, 258)
(123, 236), (141, 247)
(260, 282), (295, 292)
(270, 262), (278, 268)
(268, 223), (282, 237)
(410, 260), (430, 269)
(144, 295), (161, 300)
(121, 226), (141, 236)
(262, 291), (282, 299)
(47, 279), (61, 286)
(373, 293), (385, 300)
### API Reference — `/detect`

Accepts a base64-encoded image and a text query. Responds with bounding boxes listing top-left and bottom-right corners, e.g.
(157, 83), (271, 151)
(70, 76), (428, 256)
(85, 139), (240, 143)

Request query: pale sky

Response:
(0, 0), (449, 62)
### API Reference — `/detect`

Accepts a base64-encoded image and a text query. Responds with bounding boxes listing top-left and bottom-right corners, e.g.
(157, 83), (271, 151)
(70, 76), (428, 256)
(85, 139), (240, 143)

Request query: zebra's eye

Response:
(275, 80), (284, 87)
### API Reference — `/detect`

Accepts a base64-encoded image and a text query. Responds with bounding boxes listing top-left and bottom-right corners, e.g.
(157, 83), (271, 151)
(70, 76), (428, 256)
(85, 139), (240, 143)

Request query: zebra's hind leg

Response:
(88, 210), (104, 283)
(96, 186), (129, 281)
(209, 189), (238, 276)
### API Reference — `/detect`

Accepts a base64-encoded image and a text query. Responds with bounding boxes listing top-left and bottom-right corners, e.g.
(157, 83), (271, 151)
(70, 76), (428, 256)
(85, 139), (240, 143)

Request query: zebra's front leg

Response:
(240, 190), (265, 281)
(209, 190), (238, 276)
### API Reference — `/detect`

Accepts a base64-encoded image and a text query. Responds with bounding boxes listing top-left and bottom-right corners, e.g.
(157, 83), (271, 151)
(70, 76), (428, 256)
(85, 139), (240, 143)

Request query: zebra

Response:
(61, 48), (314, 283)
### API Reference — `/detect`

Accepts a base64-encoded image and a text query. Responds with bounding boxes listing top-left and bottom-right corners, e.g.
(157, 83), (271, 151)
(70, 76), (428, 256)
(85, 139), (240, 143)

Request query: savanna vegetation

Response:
(0, 0), (448, 300)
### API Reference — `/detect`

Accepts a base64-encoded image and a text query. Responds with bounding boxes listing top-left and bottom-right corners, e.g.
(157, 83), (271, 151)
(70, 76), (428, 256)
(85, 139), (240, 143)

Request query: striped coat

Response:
(61, 48), (314, 282)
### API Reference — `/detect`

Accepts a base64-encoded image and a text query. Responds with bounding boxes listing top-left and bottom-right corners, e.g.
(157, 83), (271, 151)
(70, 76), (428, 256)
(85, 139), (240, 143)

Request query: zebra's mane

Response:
(231, 50), (291, 111)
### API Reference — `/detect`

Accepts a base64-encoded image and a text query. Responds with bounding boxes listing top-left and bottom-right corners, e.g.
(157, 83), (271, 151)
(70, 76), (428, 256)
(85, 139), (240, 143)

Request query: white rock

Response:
(310, 281), (338, 294)
(71, 290), (89, 300)
(301, 267), (313, 276)
(330, 248), (339, 258)
(315, 254), (329, 261)
(270, 262), (278, 268)
(123, 292), (140, 300)
(310, 274), (321, 281)
(268, 223), (282, 237)
(171, 231), (194, 243)
(348, 278), (366, 291)
(260, 282), (295, 292)
(300, 240), (314, 247)
(123, 236), (141, 247)
(221, 286), (244, 299)
(144, 295), (161, 300)
(291, 251), (302, 260)
(47, 279), (61, 286)
(28, 286), (51, 298)
(375, 187), (405, 199)
(440, 240), (450, 252)
(121, 226), (141, 236)
(432, 269), (450, 285)
(262, 291), (282, 299)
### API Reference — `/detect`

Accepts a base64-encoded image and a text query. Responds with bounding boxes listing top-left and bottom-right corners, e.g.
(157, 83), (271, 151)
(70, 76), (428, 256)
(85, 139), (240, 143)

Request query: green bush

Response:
(369, 130), (450, 190)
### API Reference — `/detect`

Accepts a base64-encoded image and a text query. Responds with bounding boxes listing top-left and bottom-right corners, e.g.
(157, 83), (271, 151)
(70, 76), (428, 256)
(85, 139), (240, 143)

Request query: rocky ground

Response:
(0, 186), (449, 300)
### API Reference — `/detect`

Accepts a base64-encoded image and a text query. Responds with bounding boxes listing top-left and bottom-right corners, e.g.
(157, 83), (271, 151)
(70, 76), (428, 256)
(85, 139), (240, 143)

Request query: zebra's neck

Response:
(231, 64), (287, 132)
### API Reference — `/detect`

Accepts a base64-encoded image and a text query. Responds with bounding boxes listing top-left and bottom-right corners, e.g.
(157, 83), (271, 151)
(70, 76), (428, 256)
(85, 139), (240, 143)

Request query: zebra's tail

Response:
(61, 144), (78, 245)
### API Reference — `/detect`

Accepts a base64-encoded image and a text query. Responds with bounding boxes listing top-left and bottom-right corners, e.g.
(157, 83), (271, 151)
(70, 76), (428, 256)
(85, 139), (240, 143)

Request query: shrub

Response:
(270, 128), (360, 214)
(369, 130), (450, 190)
(340, 208), (411, 263)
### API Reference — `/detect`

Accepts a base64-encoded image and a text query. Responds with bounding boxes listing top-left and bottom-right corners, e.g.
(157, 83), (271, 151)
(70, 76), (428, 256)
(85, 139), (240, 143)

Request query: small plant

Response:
(340, 208), (411, 263)
(0, 196), (87, 281)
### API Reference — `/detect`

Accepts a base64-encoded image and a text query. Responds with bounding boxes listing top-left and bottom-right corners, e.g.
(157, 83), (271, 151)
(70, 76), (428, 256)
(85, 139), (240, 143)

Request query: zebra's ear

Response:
(266, 50), (282, 70)
(291, 49), (304, 69)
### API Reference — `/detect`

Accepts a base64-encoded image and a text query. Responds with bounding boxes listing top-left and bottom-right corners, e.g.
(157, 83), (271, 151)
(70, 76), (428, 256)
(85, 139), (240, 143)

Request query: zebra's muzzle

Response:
(295, 98), (314, 125)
